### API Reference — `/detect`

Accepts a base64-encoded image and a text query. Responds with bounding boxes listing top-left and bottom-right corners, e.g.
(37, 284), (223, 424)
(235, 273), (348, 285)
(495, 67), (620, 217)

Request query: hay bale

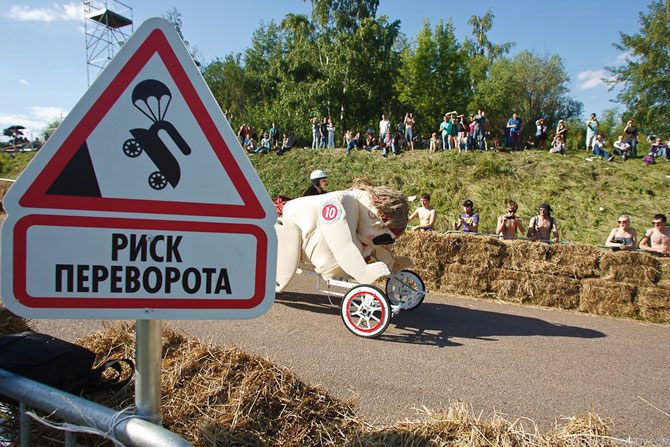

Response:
(489, 269), (533, 303)
(439, 263), (489, 297)
(600, 251), (660, 285)
(500, 239), (551, 274)
(658, 258), (670, 286)
(578, 279), (638, 317)
(0, 305), (32, 336)
(637, 286), (670, 322)
(393, 232), (451, 288)
(547, 244), (601, 278)
(444, 233), (505, 268)
(489, 269), (580, 309)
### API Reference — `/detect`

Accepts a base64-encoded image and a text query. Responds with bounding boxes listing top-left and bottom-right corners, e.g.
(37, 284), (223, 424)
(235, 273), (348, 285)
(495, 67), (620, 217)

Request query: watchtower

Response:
(84, 0), (133, 85)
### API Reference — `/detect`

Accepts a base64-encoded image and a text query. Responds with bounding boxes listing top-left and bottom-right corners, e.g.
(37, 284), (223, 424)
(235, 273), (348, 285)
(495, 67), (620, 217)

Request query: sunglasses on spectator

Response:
(654, 221), (664, 225)
(618, 220), (628, 224)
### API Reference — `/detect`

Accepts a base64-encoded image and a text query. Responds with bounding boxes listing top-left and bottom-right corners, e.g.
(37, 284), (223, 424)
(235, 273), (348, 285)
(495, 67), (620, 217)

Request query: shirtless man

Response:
(408, 193), (436, 231)
(496, 199), (525, 237)
(640, 214), (670, 256)
(527, 203), (559, 243)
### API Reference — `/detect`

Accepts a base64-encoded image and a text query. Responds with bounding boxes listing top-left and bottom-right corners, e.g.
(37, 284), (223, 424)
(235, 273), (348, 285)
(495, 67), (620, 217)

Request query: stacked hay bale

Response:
(394, 232), (669, 322)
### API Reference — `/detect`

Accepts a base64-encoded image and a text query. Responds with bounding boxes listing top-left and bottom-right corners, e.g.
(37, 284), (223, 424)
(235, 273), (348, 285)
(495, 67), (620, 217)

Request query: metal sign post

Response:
(135, 319), (162, 424)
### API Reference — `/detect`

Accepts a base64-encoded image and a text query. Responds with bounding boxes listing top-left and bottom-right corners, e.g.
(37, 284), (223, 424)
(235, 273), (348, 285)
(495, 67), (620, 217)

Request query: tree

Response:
(606, 0), (670, 134)
(472, 51), (582, 141)
(396, 19), (470, 134)
(163, 8), (202, 67)
(43, 118), (64, 140)
(3, 125), (27, 146)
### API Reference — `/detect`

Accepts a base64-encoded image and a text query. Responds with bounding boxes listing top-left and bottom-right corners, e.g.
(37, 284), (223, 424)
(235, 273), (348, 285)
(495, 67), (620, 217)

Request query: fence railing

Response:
(0, 368), (192, 447)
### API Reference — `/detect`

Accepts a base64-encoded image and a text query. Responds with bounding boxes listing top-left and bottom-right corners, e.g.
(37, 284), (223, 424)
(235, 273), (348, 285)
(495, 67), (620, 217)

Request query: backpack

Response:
(0, 332), (134, 404)
(643, 155), (655, 165)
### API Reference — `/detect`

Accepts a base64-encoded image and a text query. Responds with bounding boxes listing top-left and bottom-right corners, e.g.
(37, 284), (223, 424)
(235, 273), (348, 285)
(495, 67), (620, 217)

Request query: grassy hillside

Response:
(249, 147), (670, 245)
(2, 148), (668, 245)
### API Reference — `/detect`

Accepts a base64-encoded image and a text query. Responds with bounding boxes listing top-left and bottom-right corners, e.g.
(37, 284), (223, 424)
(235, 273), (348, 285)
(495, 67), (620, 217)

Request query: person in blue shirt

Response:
(507, 113), (523, 151)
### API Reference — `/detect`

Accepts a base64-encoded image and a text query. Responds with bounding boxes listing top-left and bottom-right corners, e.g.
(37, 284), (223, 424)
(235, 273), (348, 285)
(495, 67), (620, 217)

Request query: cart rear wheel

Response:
(385, 270), (425, 310)
(123, 139), (142, 157)
(341, 285), (391, 338)
(148, 171), (168, 190)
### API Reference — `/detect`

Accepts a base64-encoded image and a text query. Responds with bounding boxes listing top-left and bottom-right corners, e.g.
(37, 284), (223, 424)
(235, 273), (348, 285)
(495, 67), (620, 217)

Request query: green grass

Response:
(2, 148), (668, 246)
(250, 147), (670, 245)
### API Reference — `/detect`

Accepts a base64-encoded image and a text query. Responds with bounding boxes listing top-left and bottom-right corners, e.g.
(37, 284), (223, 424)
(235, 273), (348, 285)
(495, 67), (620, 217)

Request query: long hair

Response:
(350, 179), (409, 231)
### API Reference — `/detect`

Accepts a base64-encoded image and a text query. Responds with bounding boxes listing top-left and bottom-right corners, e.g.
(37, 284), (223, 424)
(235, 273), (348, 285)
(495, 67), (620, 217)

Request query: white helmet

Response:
(309, 169), (327, 181)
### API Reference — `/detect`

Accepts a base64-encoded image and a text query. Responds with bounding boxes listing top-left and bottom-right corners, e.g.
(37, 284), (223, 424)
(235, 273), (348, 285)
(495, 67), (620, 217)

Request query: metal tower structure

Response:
(84, 0), (133, 85)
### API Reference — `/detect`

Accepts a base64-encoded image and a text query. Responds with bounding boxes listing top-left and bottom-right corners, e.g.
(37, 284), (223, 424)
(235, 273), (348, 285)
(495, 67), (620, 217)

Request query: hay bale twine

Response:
(578, 279), (638, 317)
(500, 239), (551, 273)
(600, 251), (660, 285)
(636, 285), (670, 322)
(440, 263), (489, 297)
(547, 244), (601, 278)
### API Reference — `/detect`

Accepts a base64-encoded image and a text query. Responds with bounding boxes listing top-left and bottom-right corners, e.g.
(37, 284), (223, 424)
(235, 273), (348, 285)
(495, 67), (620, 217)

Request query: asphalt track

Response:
(31, 273), (670, 440)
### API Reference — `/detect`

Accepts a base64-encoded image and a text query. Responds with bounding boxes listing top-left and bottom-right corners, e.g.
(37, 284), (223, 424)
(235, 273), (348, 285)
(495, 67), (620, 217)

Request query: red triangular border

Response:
(20, 29), (265, 219)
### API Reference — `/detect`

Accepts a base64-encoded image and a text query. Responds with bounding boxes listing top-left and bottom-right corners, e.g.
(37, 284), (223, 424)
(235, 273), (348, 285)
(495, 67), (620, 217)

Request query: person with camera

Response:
(496, 200), (525, 237)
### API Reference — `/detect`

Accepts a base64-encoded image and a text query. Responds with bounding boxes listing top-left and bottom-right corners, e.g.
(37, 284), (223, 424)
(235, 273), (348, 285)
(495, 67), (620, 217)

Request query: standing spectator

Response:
(605, 215), (637, 251)
(473, 110), (487, 150)
(640, 214), (670, 256)
(311, 117), (320, 149)
(270, 123), (280, 149)
(535, 118), (548, 150)
(237, 123), (249, 143)
(527, 204), (559, 243)
(593, 134), (614, 161)
(549, 134), (566, 155)
(457, 114), (468, 151)
(429, 132), (440, 154)
(623, 119), (639, 157)
(404, 112), (415, 150)
(556, 120), (568, 142)
(507, 112), (523, 151)
(408, 193), (437, 231)
(453, 199), (479, 233)
(327, 119), (336, 148)
(382, 130), (398, 157)
(496, 199), (525, 237)
(345, 130), (358, 154)
(613, 135), (632, 160)
(448, 112), (459, 150)
(467, 114), (476, 150)
(379, 114), (391, 141)
(439, 115), (450, 150)
(319, 117), (328, 148)
(585, 113), (599, 153)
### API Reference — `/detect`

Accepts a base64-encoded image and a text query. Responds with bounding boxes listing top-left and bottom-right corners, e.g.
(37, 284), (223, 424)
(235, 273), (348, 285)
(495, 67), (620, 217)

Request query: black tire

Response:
(341, 285), (391, 338)
(123, 139), (142, 157)
(148, 171), (168, 190)
(385, 269), (425, 310)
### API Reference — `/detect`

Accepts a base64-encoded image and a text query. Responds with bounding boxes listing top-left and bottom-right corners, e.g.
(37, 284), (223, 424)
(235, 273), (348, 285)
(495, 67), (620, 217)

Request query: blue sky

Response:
(0, 0), (646, 141)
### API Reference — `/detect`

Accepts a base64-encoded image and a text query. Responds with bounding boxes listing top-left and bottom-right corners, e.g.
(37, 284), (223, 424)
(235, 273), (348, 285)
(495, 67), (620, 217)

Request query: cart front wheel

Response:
(385, 270), (425, 310)
(148, 171), (168, 190)
(341, 285), (391, 338)
(123, 139), (142, 157)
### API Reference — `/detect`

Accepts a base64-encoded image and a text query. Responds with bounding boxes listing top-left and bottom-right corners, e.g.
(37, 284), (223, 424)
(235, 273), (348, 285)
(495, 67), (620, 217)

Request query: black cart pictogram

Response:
(123, 79), (192, 190)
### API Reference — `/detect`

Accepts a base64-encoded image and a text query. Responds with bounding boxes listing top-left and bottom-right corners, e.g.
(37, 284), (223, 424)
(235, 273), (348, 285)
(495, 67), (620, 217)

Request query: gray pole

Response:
(135, 319), (162, 425)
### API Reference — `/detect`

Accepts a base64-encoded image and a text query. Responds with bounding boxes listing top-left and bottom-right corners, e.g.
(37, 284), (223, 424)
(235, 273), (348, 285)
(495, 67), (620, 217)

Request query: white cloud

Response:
(0, 107), (67, 139)
(19, 79), (31, 86)
(577, 70), (606, 89)
(9, 2), (82, 22)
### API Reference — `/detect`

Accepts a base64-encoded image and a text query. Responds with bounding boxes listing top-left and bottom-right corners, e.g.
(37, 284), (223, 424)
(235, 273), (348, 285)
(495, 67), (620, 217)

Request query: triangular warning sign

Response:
(16, 18), (268, 220)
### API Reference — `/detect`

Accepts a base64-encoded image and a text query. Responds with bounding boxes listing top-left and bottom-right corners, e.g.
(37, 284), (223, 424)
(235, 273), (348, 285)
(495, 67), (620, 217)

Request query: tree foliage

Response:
(606, 0), (670, 134)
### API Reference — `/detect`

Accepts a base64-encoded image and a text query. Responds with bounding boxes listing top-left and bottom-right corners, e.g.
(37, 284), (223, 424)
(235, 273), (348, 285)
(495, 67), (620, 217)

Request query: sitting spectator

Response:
(364, 133), (379, 151)
(345, 130), (357, 155)
(496, 199), (525, 237)
(649, 137), (668, 159)
(382, 130), (399, 157)
(491, 136), (502, 151)
(408, 193), (437, 231)
(527, 203), (559, 243)
(556, 119), (568, 142)
(258, 133), (271, 153)
(278, 132), (295, 155)
(429, 132), (440, 154)
(640, 214), (670, 256)
(453, 199), (479, 233)
(246, 137), (257, 153)
(524, 135), (535, 150)
(549, 134), (566, 155)
(613, 135), (632, 160)
(593, 134), (614, 161)
(605, 215), (637, 251)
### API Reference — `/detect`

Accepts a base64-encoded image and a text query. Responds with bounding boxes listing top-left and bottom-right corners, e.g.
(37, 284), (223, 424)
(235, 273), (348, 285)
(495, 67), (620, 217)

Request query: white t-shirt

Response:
(379, 119), (390, 135)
